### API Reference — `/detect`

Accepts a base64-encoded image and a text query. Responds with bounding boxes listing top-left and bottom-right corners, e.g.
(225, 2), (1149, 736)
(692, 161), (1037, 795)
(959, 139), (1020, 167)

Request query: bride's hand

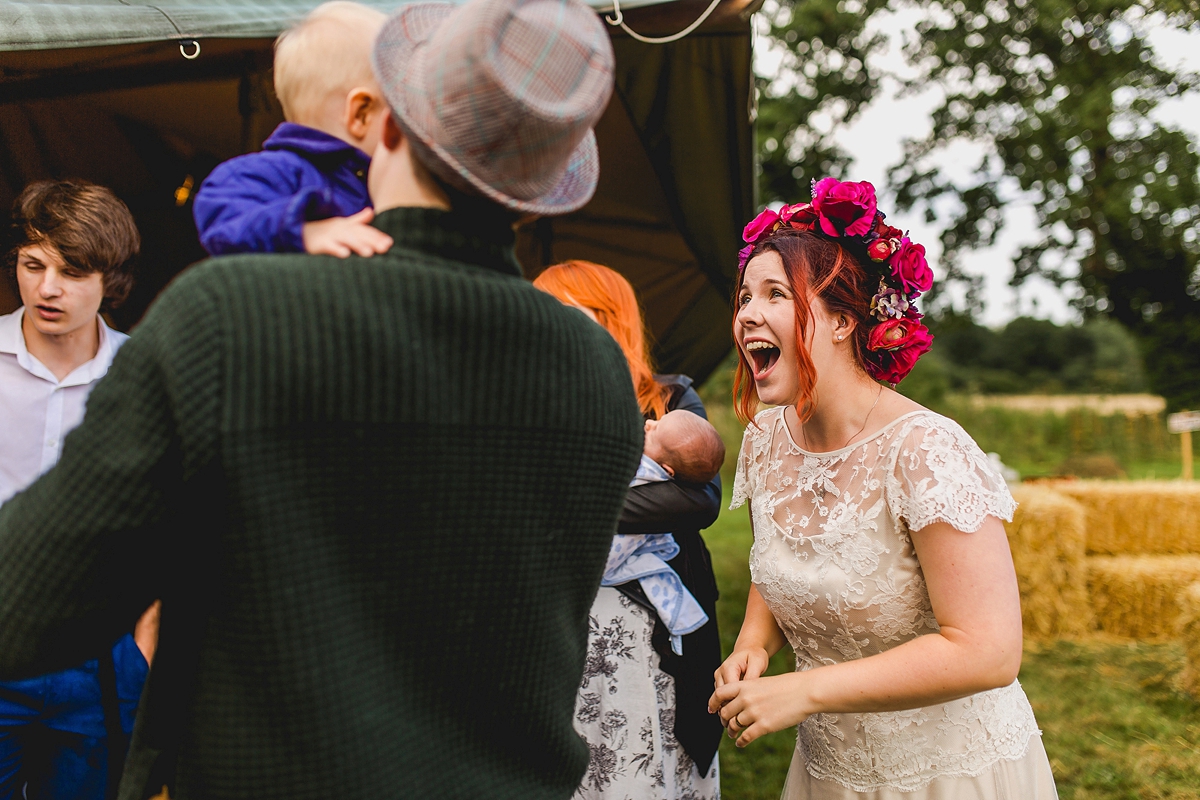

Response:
(710, 671), (813, 747)
(712, 646), (770, 692)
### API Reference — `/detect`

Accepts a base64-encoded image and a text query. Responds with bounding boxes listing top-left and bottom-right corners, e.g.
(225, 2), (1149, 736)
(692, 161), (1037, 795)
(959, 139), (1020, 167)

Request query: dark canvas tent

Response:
(0, 0), (755, 382)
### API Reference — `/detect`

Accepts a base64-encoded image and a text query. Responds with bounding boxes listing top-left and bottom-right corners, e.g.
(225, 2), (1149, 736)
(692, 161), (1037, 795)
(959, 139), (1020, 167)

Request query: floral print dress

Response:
(731, 407), (1058, 800)
(572, 588), (719, 800)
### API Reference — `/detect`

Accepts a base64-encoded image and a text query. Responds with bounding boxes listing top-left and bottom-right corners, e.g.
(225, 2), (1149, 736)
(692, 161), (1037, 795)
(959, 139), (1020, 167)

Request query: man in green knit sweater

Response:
(0, 1), (644, 798)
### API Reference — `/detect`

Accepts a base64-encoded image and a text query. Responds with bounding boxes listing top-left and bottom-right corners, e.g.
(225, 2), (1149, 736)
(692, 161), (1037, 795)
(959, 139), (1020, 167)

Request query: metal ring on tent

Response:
(179, 40), (201, 60)
(604, 0), (723, 44)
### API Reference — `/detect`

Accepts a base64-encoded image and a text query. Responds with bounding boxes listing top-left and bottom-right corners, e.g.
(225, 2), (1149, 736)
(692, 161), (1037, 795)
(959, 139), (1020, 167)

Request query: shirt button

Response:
(355, 170), (365, 179)
(48, 439), (57, 448)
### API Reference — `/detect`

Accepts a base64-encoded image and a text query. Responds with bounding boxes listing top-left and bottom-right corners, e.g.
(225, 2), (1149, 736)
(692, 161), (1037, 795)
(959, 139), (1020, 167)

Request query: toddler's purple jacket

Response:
(193, 123), (372, 255)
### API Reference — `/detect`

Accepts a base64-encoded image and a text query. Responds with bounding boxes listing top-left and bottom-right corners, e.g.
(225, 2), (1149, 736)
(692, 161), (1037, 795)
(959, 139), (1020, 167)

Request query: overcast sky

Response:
(756, 9), (1200, 328)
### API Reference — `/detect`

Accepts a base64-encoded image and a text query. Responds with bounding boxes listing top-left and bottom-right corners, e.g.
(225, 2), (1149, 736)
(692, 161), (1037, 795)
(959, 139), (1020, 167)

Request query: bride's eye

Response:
(738, 292), (751, 306)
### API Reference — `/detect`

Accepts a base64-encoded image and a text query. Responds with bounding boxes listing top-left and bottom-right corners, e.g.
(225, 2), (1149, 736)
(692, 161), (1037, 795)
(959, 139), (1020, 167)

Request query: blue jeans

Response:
(0, 635), (148, 800)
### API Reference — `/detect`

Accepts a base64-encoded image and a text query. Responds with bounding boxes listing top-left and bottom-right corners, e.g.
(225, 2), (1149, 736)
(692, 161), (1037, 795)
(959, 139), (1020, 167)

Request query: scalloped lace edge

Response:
(803, 728), (1042, 793)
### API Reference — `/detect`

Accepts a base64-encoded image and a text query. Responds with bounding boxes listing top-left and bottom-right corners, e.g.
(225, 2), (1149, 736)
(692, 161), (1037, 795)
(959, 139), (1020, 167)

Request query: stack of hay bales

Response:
(1053, 481), (1200, 554)
(1179, 582), (1200, 698)
(1052, 481), (1200, 639)
(1005, 486), (1090, 637)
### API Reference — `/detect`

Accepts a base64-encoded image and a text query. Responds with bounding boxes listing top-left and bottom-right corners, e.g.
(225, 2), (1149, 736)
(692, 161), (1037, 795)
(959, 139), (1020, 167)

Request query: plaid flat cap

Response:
(372, 0), (615, 215)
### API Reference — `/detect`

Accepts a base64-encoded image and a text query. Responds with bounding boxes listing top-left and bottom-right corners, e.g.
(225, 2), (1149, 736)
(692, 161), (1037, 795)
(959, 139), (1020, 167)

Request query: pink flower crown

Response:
(738, 177), (934, 385)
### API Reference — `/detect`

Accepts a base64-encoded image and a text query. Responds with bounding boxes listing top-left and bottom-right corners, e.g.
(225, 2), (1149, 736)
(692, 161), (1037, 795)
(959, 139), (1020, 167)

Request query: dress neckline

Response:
(778, 407), (933, 458)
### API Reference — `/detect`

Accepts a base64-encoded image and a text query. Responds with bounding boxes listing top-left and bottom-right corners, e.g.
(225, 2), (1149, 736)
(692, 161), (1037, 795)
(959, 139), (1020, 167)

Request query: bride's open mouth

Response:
(744, 340), (780, 378)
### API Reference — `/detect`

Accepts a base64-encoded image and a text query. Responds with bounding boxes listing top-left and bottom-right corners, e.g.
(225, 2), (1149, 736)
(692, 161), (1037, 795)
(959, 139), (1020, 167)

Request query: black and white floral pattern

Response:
(572, 587), (719, 800)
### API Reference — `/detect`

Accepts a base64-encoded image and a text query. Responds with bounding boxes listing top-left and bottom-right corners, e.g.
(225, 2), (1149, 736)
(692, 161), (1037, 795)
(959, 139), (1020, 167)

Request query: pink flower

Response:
(888, 238), (933, 296)
(742, 208), (780, 243)
(811, 177), (878, 237)
(865, 320), (933, 384)
(737, 244), (754, 272)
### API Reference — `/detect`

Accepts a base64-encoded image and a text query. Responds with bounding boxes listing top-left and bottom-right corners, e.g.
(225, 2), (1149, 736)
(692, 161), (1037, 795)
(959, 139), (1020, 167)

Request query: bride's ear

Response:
(833, 314), (857, 342)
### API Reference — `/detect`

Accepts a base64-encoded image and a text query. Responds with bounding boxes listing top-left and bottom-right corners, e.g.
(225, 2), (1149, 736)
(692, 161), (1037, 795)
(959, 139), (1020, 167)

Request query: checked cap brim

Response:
(372, 1), (603, 216)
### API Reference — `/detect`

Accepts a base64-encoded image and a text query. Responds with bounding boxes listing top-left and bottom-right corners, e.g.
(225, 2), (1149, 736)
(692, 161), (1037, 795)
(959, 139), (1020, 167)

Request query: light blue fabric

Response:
(0, 0), (673, 52)
(631, 453), (672, 486)
(602, 456), (709, 655)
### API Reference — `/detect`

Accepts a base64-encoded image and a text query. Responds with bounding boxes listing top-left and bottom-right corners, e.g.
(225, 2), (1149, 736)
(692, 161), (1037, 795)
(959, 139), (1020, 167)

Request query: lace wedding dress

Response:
(731, 407), (1058, 800)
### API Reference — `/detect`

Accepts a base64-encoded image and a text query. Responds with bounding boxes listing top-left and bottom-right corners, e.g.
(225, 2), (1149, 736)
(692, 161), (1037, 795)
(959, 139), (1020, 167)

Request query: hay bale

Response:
(1005, 486), (1091, 638)
(1178, 582), (1200, 698)
(1053, 481), (1200, 555)
(1088, 555), (1200, 639)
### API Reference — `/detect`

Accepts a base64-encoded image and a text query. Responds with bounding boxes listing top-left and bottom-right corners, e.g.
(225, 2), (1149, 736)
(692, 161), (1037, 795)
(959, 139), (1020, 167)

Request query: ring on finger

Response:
(733, 712), (745, 728)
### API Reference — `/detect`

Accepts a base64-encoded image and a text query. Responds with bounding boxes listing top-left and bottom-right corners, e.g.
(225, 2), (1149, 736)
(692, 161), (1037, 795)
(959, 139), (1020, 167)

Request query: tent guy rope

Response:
(604, 0), (722, 44)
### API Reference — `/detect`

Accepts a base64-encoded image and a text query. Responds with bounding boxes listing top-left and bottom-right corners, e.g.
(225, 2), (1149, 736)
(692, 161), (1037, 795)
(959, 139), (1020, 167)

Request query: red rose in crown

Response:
(867, 318), (932, 352)
(866, 319), (934, 383)
(780, 202), (819, 231)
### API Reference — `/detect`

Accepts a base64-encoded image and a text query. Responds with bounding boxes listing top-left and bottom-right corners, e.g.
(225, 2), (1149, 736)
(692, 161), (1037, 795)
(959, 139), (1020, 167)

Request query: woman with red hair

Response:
(534, 260), (722, 800)
(711, 181), (1056, 799)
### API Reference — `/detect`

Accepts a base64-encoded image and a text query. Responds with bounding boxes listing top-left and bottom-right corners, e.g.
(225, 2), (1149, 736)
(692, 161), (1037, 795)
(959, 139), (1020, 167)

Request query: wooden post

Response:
(1185, 429), (1194, 481)
(1168, 412), (1200, 481)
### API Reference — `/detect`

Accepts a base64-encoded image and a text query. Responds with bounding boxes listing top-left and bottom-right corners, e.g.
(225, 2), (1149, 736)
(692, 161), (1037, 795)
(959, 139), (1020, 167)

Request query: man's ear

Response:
(344, 88), (380, 142)
(381, 110), (404, 151)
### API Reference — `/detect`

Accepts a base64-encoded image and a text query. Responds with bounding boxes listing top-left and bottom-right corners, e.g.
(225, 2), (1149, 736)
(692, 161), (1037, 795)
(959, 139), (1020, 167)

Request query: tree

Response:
(887, 0), (1200, 409)
(755, 0), (891, 201)
(756, 0), (1200, 408)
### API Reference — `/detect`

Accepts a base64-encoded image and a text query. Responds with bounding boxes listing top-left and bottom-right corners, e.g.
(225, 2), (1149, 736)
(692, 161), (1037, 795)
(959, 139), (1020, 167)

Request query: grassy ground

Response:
(705, 494), (1200, 799)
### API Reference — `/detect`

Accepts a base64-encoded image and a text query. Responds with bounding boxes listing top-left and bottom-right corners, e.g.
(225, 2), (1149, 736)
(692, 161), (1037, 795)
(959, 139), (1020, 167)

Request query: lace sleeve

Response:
(730, 408), (776, 510)
(887, 415), (1017, 533)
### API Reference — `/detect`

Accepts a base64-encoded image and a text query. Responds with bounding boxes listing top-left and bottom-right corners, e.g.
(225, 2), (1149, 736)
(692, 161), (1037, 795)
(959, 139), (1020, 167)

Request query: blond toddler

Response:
(193, 2), (394, 257)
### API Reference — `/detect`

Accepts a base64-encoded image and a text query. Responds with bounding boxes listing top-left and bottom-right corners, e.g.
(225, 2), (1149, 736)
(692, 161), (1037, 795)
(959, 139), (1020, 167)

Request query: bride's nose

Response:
(736, 298), (763, 328)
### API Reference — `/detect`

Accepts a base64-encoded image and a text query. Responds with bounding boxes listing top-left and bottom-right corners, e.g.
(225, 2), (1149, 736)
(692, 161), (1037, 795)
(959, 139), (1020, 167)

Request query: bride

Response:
(710, 178), (1058, 799)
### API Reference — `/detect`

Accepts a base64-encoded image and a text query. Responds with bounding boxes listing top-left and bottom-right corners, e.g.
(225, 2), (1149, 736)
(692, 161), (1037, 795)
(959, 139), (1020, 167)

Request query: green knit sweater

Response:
(0, 207), (644, 800)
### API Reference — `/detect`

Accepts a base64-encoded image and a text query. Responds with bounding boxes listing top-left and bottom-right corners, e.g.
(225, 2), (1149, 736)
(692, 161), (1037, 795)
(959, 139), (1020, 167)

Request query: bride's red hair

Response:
(534, 260), (668, 420)
(733, 231), (873, 426)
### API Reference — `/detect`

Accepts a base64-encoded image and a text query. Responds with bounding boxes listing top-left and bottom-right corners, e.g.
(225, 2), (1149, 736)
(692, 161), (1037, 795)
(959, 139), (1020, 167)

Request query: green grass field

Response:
(705, 493), (1200, 799)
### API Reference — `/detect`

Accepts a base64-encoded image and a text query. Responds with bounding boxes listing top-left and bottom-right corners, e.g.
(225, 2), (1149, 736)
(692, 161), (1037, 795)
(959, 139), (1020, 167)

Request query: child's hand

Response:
(302, 208), (394, 257)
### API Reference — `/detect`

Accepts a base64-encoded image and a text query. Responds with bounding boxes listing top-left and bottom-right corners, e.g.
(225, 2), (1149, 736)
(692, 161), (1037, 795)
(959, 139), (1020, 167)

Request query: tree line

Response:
(756, 0), (1200, 409)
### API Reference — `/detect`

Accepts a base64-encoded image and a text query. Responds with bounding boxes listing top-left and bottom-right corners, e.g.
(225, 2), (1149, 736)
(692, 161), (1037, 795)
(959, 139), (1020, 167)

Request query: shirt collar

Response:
(0, 307), (119, 387)
(371, 206), (522, 277)
(0, 308), (23, 356)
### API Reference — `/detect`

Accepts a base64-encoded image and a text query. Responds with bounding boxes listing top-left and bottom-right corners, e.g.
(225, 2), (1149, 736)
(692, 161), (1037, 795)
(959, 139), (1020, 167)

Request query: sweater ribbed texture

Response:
(0, 207), (645, 800)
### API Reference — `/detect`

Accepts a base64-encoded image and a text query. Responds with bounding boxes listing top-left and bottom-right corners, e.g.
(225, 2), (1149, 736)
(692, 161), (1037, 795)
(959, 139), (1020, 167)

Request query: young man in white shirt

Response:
(0, 180), (154, 800)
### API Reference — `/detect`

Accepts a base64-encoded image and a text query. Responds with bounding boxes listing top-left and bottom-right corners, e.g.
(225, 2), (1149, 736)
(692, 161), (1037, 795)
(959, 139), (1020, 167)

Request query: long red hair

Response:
(733, 230), (873, 425)
(534, 260), (668, 420)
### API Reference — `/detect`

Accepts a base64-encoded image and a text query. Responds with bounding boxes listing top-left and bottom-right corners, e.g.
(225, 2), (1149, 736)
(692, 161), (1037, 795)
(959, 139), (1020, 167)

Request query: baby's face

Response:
(643, 410), (690, 468)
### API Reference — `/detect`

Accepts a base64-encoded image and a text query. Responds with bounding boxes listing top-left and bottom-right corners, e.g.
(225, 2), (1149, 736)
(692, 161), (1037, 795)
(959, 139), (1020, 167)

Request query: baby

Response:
(638, 408), (726, 485)
(606, 410), (725, 655)
(192, 1), (394, 258)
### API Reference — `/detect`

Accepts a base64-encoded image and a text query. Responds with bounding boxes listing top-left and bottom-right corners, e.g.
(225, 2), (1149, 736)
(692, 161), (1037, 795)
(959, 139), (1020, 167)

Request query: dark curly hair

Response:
(4, 180), (140, 312)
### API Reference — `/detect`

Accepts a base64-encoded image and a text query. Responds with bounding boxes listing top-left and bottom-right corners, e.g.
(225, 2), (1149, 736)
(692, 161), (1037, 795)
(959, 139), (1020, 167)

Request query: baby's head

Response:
(643, 410), (726, 484)
(274, 2), (388, 153)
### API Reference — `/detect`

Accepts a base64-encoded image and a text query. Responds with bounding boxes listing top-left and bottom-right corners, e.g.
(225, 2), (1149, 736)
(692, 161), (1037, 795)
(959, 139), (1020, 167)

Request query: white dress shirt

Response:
(0, 307), (128, 505)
